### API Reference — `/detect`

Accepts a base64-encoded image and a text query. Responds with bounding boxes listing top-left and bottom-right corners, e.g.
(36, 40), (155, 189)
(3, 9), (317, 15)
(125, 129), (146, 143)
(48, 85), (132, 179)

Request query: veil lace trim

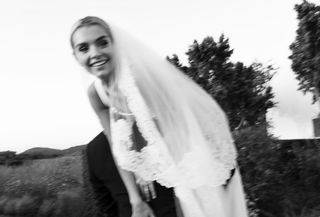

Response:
(110, 65), (237, 188)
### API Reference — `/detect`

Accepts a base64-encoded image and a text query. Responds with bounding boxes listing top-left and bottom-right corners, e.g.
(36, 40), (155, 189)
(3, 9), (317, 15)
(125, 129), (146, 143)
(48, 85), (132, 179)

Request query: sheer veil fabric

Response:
(91, 22), (248, 217)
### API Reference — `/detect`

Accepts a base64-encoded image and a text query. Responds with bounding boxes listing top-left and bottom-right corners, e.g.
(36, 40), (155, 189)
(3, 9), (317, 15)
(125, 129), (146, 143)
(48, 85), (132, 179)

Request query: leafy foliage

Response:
(167, 35), (276, 130)
(234, 126), (320, 217)
(289, 0), (320, 103)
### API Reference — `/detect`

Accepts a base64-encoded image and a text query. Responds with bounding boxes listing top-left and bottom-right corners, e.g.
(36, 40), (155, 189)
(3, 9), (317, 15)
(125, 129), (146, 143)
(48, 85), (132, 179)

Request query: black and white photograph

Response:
(0, 0), (319, 217)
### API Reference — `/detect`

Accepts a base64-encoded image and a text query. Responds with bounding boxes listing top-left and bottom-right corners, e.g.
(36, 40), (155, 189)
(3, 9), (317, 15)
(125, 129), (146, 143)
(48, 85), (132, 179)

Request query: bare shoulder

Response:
(87, 83), (109, 111)
(87, 83), (98, 99)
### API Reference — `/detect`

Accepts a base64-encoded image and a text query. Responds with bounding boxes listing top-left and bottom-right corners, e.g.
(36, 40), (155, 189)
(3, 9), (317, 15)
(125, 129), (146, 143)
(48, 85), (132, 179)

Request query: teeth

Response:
(91, 60), (108, 67)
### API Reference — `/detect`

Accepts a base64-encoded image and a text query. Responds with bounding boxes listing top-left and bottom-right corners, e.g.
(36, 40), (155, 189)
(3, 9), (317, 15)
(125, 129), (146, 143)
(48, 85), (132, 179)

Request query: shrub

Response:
(15, 194), (39, 217)
(36, 199), (56, 217)
(234, 125), (320, 217)
(0, 195), (9, 214)
(3, 197), (17, 215)
(53, 188), (85, 217)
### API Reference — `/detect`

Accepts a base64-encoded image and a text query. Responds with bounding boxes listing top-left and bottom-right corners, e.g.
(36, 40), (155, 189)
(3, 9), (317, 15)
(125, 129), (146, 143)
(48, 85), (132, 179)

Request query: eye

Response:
(78, 44), (88, 53)
(97, 39), (109, 47)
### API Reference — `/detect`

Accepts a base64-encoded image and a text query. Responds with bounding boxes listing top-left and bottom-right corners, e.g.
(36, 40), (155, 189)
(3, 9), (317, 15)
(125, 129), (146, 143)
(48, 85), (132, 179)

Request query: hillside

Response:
(19, 145), (86, 158)
(20, 147), (63, 157)
(61, 145), (86, 156)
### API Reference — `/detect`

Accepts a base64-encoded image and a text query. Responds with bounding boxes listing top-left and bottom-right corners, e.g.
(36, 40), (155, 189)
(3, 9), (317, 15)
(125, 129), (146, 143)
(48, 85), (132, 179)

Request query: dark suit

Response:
(86, 132), (179, 217)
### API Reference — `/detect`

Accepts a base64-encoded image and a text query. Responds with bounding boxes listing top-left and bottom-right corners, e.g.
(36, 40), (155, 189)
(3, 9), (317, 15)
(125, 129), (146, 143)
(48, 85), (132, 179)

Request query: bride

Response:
(70, 16), (248, 217)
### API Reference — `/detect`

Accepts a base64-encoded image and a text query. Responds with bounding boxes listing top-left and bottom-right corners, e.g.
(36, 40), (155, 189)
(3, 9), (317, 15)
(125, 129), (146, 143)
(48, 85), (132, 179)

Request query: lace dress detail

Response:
(110, 85), (175, 185)
(109, 66), (237, 188)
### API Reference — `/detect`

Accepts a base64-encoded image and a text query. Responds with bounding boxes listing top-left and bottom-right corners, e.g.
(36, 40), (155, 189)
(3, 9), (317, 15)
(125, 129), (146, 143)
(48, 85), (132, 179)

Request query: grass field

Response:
(0, 156), (85, 217)
(1, 135), (320, 217)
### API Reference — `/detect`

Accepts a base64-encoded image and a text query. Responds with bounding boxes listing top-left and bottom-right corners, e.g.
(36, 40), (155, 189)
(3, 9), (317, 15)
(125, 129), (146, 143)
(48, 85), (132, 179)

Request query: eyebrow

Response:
(96, 35), (110, 41)
(75, 35), (111, 49)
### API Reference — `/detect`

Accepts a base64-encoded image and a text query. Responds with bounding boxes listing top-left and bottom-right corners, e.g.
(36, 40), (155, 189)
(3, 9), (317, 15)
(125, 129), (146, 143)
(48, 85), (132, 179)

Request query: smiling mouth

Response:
(89, 58), (109, 68)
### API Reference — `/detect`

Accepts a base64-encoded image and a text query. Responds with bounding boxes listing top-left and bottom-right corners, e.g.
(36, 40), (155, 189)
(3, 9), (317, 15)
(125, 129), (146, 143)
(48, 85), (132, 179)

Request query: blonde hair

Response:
(70, 16), (113, 48)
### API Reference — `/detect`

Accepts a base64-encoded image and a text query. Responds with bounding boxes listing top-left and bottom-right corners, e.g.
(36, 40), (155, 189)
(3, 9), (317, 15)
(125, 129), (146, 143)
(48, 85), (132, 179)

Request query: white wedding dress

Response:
(94, 76), (248, 217)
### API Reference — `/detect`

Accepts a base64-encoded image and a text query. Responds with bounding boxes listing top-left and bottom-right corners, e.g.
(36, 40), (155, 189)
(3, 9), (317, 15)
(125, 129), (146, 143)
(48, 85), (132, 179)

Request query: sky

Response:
(0, 0), (318, 153)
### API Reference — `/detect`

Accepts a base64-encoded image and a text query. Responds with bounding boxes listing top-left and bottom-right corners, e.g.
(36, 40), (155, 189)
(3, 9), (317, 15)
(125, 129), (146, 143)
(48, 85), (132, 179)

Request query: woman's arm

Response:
(87, 84), (153, 215)
(87, 83), (112, 142)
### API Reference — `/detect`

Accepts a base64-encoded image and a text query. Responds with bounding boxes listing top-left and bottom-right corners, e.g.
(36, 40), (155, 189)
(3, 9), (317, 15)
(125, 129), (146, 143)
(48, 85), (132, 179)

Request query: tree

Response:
(289, 0), (320, 105)
(168, 35), (276, 130)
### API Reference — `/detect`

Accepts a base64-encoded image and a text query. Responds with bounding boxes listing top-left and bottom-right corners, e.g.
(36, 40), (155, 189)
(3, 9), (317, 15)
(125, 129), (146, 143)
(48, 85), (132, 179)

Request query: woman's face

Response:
(72, 25), (115, 81)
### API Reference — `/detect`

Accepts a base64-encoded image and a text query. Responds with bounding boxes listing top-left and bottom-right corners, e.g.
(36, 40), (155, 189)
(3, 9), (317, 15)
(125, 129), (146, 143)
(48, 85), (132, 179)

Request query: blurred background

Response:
(1, 0), (320, 216)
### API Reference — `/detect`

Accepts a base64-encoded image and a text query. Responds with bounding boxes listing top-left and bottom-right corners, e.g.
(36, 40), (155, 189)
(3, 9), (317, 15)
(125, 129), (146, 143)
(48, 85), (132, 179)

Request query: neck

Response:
(101, 72), (118, 96)
(100, 70), (115, 88)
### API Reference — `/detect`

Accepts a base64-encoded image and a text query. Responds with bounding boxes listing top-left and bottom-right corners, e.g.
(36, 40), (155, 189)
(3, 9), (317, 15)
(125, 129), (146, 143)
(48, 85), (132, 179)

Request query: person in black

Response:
(86, 132), (180, 217)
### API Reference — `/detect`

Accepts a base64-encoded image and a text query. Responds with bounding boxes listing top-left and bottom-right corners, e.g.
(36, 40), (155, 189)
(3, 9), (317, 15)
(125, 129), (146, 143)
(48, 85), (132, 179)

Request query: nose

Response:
(89, 45), (102, 59)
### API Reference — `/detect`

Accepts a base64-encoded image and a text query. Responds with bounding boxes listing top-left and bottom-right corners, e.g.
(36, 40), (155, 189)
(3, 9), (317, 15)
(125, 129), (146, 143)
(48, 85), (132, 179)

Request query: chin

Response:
(96, 71), (111, 81)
